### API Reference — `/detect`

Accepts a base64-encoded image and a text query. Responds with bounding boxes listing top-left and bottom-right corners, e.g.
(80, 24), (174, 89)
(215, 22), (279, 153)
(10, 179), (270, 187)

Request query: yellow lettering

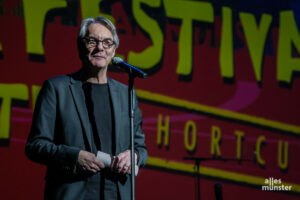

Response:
(240, 12), (272, 82)
(184, 120), (197, 152)
(277, 11), (300, 84)
(31, 85), (41, 109)
(220, 7), (234, 79)
(278, 140), (288, 170)
(157, 114), (170, 147)
(0, 84), (29, 140)
(256, 135), (266, 166)
(211, 125), (221, 156)
(234, 130), (244, 160)
(23, 0), (67, 56)
(128, 0), (162, 69)
(164, 0), (214, 76)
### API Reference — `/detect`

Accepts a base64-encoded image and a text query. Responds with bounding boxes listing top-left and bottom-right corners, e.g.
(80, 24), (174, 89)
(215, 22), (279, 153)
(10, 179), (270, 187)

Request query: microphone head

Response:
(214, 182), (222, 191)
(214, 182), (223, 200)
(111, 57), (148, 79)
(112, 57), (123, 65)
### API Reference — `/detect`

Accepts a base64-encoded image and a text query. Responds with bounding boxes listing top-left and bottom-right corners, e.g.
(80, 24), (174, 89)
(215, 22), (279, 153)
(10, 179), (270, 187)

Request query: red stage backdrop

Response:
(0, 0), (300, 199)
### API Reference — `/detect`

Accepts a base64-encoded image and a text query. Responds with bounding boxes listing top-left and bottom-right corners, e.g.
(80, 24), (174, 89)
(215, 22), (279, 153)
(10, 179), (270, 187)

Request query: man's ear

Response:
(78, 40), (89, 60)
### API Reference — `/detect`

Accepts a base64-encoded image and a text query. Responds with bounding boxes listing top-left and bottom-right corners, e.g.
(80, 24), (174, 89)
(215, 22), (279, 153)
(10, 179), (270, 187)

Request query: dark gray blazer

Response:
(25, 69), (148, 200)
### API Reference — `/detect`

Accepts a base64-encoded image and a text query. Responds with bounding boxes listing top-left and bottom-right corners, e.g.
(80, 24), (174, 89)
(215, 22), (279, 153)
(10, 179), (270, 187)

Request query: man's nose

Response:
(96, 41), (105, 50)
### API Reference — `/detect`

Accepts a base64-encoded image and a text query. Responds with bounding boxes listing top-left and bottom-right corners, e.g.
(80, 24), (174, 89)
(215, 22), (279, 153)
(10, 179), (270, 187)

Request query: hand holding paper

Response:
(96, 151), (139, 176)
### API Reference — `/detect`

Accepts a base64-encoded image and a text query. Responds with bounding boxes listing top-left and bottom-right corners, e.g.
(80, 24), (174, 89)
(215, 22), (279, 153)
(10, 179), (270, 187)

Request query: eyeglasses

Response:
(84, 36), (115, 49)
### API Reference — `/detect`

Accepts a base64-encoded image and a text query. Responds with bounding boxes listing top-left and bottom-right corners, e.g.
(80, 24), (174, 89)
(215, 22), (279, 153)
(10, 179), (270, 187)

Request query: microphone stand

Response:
(113, 58), (147, 200)
(128, 66), (148, 200)
(128, 69), (136, 200)
(183, 157), (254, 200)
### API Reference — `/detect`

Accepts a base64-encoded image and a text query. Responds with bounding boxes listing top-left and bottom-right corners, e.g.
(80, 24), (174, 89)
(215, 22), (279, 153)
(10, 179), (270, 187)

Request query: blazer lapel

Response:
(69, 75), (93, 151)
(108, 78), (122, 154)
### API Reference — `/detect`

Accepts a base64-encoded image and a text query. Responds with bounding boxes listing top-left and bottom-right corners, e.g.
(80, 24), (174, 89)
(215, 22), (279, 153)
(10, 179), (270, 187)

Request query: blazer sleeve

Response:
(133, 90), (148, 167)
(25, 80), (80, 174)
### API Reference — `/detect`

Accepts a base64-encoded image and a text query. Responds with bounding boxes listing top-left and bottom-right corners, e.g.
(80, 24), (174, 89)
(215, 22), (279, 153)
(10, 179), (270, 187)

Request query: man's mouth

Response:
(92, 54), (106, 59)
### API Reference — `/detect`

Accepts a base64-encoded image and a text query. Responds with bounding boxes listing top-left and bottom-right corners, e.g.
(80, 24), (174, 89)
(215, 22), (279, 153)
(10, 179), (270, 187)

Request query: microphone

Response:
(112, 57), (147, 79)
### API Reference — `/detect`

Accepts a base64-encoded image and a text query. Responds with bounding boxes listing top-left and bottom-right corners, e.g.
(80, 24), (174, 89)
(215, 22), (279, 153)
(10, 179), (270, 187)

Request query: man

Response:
(25, 16), (147, 200)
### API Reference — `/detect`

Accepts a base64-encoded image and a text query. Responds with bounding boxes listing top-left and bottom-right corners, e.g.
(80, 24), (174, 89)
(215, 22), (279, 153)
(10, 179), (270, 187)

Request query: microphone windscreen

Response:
(112, 57), (123, 65)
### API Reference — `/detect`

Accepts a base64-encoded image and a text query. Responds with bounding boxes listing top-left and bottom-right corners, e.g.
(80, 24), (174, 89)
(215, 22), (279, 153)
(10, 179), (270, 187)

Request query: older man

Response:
(25, 16), (147, 200)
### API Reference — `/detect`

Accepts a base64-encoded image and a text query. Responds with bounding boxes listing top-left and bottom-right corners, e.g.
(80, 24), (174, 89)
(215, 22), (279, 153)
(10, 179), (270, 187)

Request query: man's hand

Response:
(111, 150), (137, 174)
(78, 150), (105, 173)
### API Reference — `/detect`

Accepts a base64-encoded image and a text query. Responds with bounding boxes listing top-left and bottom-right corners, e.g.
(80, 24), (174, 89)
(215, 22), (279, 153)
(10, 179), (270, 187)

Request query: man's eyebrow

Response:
(87, 36), (113, 40)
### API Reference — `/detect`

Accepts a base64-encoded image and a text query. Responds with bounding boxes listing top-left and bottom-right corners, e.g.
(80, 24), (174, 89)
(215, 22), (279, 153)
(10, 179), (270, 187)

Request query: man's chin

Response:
(91, 62), (107, 69)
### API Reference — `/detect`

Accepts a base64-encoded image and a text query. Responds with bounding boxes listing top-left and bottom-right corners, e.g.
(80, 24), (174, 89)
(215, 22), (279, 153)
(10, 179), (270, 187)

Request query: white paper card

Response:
(96, 151), (139, 176)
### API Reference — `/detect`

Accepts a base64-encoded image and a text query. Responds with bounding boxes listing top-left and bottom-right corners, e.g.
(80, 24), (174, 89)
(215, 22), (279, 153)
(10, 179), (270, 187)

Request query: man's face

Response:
(84, 23), (116, 70)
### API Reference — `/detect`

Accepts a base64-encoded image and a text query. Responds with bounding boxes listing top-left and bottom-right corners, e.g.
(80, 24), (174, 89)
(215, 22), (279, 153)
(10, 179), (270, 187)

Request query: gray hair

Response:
(77, 16), (119, 59)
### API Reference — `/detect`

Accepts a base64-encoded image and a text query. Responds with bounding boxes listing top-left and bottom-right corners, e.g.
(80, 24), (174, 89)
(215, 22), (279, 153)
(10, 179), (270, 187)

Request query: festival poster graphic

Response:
(0, 0), (299, 199)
